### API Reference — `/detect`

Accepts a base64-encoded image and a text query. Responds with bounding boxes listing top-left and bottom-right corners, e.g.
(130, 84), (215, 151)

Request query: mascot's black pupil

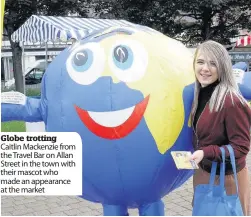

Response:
(74, 51), (88, 66)
(114, 46), (128, 63)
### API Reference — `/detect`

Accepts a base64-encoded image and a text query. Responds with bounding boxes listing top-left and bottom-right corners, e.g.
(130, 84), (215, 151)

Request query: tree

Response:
(3, 0), (80, 93)
(4, 0), (37, 93)
(171, 0), (251, 46)
(91, 0), (251, 46)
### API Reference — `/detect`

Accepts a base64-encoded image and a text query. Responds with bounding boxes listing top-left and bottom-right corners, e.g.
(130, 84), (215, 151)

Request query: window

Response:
(35, 56), (46, 61)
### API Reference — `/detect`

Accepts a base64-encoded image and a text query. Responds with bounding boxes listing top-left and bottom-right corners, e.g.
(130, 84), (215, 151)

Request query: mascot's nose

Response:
(86, 76), (144, 111)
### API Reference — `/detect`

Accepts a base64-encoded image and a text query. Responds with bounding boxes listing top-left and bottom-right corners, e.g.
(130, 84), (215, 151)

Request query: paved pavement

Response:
(1, 152), (251, 216)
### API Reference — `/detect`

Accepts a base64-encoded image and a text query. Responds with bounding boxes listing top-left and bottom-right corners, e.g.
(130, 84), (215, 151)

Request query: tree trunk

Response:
(7, 27), (24, 93)
(201, 7), (212, 41)
(11, 42), (24, 93)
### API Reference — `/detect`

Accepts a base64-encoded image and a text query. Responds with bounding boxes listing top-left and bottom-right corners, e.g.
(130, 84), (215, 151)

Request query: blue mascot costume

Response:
(2, 27), (251, 215)
(232, 62), (251, 102)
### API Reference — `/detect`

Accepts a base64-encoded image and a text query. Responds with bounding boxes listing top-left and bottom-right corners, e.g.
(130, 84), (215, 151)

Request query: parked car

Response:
(25, 60), (51, 85)
(25, 68), (44, 85)
(4, 60), (51, 88)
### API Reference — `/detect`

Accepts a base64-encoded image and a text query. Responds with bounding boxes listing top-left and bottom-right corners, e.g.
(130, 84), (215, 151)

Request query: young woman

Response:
(190, 40), (251, 215)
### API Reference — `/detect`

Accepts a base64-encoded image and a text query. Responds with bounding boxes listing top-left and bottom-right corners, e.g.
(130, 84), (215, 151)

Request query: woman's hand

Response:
(189, 150), (204, 164)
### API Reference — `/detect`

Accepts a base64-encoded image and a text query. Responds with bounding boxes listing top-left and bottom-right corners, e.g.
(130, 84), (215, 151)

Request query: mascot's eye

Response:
(109, 40), (148, 83)
(73, 50), (93, 71)
(66, 43), (105, 85)
(113, 46), (133, 70)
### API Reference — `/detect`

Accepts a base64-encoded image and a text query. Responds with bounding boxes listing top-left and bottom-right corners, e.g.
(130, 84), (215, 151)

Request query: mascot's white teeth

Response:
(87, 106), (135, 127)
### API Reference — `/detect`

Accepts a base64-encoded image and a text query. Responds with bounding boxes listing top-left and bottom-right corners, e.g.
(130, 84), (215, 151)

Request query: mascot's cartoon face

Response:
(59, 27), (195, 154)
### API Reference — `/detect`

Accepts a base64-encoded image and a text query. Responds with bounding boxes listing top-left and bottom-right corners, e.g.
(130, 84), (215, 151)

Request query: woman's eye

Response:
(210, 62), (216, 66)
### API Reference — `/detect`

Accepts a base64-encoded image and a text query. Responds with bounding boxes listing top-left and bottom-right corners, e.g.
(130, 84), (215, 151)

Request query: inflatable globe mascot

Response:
(2, 26), (251, 215)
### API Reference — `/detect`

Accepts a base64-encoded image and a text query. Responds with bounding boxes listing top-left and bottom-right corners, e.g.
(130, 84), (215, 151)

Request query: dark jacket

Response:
(192, 88), (251, 175)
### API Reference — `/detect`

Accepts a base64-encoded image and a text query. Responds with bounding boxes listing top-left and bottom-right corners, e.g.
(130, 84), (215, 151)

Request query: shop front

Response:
(229, 52), (251, 71)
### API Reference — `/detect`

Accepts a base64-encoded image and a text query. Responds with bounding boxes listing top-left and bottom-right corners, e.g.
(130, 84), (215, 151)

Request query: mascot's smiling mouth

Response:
(74, 95), (150, 139)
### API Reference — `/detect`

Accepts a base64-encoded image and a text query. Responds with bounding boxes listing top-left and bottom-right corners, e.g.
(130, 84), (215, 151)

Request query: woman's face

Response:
(194, 52), (219, 87)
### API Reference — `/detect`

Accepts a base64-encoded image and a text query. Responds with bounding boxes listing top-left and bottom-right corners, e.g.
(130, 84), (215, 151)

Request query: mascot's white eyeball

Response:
(66, 43), (105, 85)
(108, 40), (148, 83)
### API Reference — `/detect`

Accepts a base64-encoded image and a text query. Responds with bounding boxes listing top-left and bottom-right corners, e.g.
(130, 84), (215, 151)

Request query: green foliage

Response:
(25, 88), (41, 97)
(1, 121), (26, 132)
(4, 0), (36, 33)
(4, 0), (82, 32)
(36, 0), (80, 16)
(1, 87), (41, 96)
(91, 0), (251, 45)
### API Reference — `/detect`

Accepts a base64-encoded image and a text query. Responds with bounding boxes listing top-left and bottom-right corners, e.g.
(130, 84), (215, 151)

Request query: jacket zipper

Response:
(193, 102), (208, 170)
(193, 102), (208, 149)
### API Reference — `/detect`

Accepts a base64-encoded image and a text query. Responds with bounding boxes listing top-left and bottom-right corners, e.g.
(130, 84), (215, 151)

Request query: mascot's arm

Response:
(238, 70), (251, 100)
(1, 97), (44, 122)
(232, 63), (251, 100)
(239, 84), (251, 101)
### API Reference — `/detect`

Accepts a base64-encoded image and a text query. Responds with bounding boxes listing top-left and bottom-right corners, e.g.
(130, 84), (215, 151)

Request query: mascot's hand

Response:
(1, 92), (44, 122)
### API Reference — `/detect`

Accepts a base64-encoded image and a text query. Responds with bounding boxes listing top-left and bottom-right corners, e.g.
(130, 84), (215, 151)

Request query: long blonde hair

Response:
(192, 40), (248, 115)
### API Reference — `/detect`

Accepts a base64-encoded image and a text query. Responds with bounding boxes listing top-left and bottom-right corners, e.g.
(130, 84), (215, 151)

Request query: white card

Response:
(232, 68), (244, 84)
(1, 91), (26, 105)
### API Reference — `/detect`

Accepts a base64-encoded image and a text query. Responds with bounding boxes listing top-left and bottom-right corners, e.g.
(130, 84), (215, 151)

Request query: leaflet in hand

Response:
(171, 151), (199, 169)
